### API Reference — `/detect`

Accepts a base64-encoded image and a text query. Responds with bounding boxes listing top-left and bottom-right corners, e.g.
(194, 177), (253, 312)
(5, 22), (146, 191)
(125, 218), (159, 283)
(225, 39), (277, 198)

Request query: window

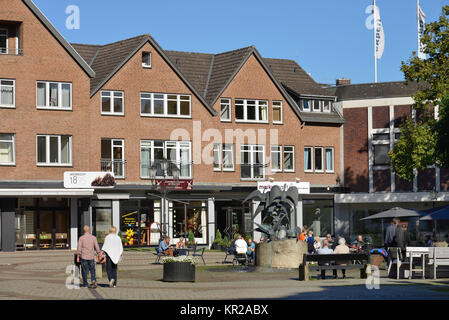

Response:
(222, 144), (234, 171)
(284, 146), (295, 172)
(313, 100), (321, 112)
(302, 100), (311, 111)
(374, 145), (390, 166)
(212, 144), (234, 171)
(235, 99), (268, 123)
(323, 100), (331, 112)
(140, 140), (191, 178)
(101, 91), (124, 115)
(36, 135), (72, 166)
(140, 93), (191, 117)
(373, 133), (390, 141)
(220, 98), (231, 122)
(315, 147), (323, 172)
(213, 144), (221, 171)
(0, 134), (15, 165)
(0, 79), (14, 107)
(304, 147), (313, 172)
(271, 145), (282, 172)
(241, 145), (265, 180)
(101, 139), (125, 178)
(272, 101), (283, 124)
(142, 52), (151, 68)
(0, 29), (7, 54)
(36, 82), (72, 109)
(325, 147), (334, 172)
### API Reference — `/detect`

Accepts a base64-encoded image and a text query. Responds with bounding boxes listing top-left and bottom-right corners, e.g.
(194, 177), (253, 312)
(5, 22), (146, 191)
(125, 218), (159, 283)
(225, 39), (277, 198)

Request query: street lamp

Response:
(149, 158), (181, 239)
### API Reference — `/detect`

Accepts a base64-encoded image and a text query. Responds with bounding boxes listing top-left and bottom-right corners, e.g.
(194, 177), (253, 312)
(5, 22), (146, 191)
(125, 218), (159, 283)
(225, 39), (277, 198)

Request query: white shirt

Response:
(235, 239), (248, 254)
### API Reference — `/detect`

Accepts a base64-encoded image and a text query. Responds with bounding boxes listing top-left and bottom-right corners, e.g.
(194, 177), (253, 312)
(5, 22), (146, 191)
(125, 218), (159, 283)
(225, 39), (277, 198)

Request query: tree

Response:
(390, 5), (449, 181)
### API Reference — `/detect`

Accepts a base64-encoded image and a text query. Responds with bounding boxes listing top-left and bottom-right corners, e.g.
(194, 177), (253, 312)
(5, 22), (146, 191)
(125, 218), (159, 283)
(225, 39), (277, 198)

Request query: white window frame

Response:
(302, 99), (311, 112)
(323, 100), (332, 113)
(101, 138), (126, 178)
(240, 144), (265, 181)
(235, 99), (269, 123)
(0, 133), (15, 165)
(271, 145), (282, 172)
(325, 147), (334, 173)
(0, 79), (15, 108)
(213, 143), (221, 171)
(36, 135), (72, 166)
(140, 92), (191, 118)
(101, 90), (124, 116)
(314, 147), (324, 173)
(140, 140), (192, 179)
(36, 81), (72, 110)
(0, 28), (8, 54)
(142, 51), (152, 68)
(313, 100), (321, 112)
(304, 146), (313, 173)
(272, 101), (283, 124)
(220, 98), (232, 122)
(222, 144), (235, 171)
(283, 146), (295, 172)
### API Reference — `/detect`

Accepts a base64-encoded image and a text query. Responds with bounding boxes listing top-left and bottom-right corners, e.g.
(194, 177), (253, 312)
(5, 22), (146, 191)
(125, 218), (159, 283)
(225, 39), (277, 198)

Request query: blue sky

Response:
(34, 0), (448, 85)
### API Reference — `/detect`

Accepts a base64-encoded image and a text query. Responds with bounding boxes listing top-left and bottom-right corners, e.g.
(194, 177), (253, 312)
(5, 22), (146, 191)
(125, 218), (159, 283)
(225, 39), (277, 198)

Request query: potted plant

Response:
(162, 256), (197, 282)
(220, 236), (230, 251)
(212, 230), (222, 250)
(187, 230), (196, 247)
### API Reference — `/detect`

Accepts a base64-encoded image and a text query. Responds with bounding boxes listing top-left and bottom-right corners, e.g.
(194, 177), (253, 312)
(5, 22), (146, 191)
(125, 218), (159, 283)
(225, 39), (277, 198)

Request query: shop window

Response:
(171, 201), (206, 240)
(303, 199), (334, 237)
(92, 201), (112, 244)
(120, 200), (156, 247)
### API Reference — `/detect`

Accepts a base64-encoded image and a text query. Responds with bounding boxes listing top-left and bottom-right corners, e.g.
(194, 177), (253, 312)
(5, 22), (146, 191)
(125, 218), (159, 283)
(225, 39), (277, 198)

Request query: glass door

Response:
(39, 210), (54, 249)
(55, 210), (69, 248)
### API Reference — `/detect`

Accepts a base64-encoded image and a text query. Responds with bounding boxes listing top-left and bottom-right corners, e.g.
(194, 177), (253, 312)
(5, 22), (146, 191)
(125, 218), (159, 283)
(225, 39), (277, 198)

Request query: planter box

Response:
(163, 262), (195, 282)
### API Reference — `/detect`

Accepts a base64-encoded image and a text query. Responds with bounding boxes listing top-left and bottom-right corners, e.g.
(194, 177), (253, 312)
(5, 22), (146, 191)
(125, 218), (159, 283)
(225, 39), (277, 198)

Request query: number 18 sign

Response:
(64, 172), (116, 189)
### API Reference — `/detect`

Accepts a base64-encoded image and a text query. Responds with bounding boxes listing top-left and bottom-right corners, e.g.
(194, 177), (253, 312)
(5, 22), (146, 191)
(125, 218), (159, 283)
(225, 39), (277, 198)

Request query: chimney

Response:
(336, 78), (351, 86)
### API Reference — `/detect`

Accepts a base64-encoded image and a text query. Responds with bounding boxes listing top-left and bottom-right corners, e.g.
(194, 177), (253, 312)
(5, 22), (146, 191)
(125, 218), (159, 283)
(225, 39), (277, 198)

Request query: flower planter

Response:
(163, 262), (196, 282)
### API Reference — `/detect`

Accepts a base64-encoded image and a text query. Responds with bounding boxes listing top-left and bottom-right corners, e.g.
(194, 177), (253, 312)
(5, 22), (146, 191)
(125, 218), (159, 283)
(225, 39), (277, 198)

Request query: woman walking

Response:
(101, 226), (124, 288)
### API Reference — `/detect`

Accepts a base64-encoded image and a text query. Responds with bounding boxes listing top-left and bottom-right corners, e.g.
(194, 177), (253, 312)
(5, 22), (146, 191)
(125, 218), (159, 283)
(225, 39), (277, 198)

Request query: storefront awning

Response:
(0, 189), (94, 197)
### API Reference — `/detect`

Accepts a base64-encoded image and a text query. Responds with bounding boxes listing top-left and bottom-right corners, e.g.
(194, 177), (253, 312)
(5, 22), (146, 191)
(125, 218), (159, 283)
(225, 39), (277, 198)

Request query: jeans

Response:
(105, 253), (118, 285)
(81, 259), (96, 286)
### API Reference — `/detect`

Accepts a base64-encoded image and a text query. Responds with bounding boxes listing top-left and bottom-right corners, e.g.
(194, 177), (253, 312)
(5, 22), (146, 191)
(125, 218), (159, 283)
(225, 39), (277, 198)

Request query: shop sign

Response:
(64, 172), (116, 189)
(257, 181), (310, 194)
(154, 179), (193, 190)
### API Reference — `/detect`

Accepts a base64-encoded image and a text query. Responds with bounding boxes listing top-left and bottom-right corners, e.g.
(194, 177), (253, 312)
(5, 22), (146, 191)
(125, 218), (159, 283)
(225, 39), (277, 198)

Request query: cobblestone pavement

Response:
(0, 250), (448, 300)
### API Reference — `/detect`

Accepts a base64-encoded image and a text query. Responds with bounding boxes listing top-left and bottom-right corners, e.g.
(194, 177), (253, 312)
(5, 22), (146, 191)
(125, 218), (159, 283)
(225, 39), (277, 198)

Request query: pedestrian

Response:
(333, 237), (350, 279)
(395, 219), (406, 254)
(100, 226), (123, 288)
(76, 225), (101, 288)
(317, 240), (334, 279)
(385, 218), (397, 247)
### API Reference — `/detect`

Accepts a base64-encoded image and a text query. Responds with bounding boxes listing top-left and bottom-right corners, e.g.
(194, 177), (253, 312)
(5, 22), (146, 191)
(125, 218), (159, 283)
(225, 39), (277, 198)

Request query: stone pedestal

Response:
(256, 239), (308, 269)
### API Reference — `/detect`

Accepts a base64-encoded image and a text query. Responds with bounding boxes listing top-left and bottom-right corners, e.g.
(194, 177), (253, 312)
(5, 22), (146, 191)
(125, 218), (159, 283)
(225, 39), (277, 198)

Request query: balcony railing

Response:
(101, 159), (127, 178)
(141, 159), (192, 179)
(240, 163), (266, 180)
(0, 47), (23, 55)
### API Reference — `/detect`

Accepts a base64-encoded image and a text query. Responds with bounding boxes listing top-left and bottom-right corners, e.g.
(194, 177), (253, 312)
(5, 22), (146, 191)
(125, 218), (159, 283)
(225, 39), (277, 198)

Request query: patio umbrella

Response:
(419, 205), (449, 221)
(360, 207), (421, 221)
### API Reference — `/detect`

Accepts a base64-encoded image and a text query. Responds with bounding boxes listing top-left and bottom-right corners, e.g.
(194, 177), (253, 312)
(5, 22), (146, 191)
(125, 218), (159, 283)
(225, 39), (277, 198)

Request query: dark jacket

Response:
(385, 224), (397, 247)
(395, 226), (406, 251)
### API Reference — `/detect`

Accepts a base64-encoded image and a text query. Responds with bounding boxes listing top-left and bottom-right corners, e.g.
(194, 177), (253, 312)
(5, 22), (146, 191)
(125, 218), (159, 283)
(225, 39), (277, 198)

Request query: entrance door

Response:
(38, 209), (69, 249)
(224, 206), (252, 239)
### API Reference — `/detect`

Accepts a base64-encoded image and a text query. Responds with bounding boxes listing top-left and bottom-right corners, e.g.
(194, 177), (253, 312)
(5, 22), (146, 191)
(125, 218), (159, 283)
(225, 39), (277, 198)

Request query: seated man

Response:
(316, 240), (334, 279)
(333, 237), (350, 279)
(227, 235), (239, 255)
(158, 236), (174, 257)
(234, 235), (248, 255)
(352, 235), (366, 253)
(247, 238), (255, 261)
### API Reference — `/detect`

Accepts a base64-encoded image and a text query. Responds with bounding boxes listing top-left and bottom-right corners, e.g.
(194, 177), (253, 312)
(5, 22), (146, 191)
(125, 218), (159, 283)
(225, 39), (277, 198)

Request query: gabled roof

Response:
(71, 35), (217, 116)
(22, 0), (95, 78)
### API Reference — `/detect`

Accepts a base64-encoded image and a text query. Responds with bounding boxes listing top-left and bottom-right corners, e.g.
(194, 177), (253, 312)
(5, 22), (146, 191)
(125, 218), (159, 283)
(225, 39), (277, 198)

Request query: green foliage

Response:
(389, 118), (438, 181)
(244, 233), (252, 242)
(391, 5), (449, 178)
(188, 230), (195, 245)
(401, 6), (449, 109)
(233, 233), (238, 240)
(213, 229), (222, 243)
(221, 236), (229, 247)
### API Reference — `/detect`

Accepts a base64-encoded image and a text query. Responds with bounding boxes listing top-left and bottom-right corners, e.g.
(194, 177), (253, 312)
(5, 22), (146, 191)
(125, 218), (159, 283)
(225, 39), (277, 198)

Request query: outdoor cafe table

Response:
(406, 247), (429, 279)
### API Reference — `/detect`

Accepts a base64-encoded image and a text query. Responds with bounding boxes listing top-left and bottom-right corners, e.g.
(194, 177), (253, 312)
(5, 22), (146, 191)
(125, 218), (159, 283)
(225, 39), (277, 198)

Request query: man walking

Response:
(76, 225), (101, 288)
(385, 219), (397, 248)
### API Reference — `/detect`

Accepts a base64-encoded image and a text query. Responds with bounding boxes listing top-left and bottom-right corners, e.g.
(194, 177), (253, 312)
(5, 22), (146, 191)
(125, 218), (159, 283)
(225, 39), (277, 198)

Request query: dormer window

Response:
(301, 99), (333, 113)
(302, 100), (311, 111)
(142, 52), (151, 68)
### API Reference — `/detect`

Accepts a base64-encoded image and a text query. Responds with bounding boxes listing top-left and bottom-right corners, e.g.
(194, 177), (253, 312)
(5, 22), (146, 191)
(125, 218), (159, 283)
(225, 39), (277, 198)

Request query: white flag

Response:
(374, 5), (385, 60)
(418, 4), (426, 59)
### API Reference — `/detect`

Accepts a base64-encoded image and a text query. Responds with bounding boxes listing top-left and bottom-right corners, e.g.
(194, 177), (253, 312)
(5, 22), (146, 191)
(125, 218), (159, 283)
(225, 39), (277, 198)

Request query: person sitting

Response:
(247, 238), (256, 262)
(313, 236), (322, 251)
(317, 240), (334, 279)
(333, 237), (350, 279)
(158, 236), (174, 257)
(227, 235), (239, 255)
(352, 235), (366, 253)
(259, 236), (264, 244)
(175, 237), (187, 256)
(326, 234), (335, 249)
(425, 234), (434, 247)
(235, 235), (248, 255)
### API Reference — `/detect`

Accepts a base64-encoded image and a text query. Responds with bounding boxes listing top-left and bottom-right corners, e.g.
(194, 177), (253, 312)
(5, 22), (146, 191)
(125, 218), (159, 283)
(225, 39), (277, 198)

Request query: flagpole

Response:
(417, 0), (420, 56)
(374, 0), (377, 83)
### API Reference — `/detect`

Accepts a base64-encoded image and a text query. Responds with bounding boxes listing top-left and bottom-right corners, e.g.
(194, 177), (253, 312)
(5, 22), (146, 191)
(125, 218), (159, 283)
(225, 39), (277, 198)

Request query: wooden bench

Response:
(428, 247), (449, 279)
(299, 253), (371, 281)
